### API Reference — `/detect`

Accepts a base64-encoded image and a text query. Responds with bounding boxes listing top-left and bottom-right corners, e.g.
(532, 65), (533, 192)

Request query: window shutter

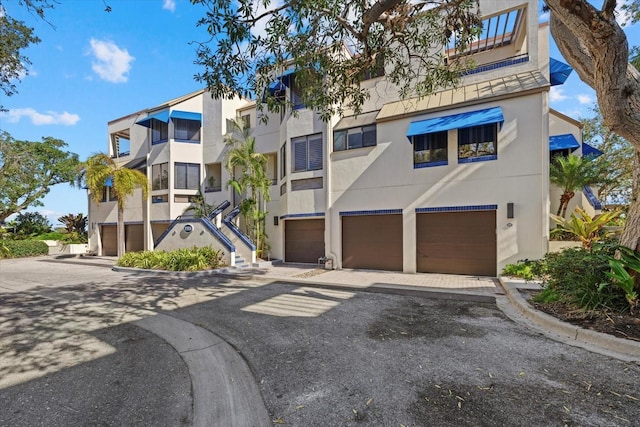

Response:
(293, 139), (307, 172)
(308, 136), (323, 170)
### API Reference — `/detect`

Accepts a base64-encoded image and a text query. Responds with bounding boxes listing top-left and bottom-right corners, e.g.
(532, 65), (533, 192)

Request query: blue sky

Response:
(0, 0), (638, 227)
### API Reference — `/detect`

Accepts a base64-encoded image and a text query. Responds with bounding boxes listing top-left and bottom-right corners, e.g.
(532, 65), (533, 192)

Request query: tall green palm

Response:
(224, 119), (271, 257)
(83, 153), (150, 257)
(550, 155), (601, 218)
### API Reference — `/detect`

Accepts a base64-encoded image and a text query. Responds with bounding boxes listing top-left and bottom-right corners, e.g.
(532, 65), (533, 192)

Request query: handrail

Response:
(583, 186), (602, 210)
(208, 200), (231, 220)
(222, 205), (257, 251)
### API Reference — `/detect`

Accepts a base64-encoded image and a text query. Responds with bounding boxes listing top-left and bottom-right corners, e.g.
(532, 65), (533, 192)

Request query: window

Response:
(292, 134), (322, 172)
(174, 163), (200, 189)
(458, 124), (498, 162)
(174, 194), (198, 203)
(152, 194), (168, 203)
(152, 163), (169, 190)
(174, 119), (201, 142)
(289, 76), (304, 109)
(101, 187), (108, 202)
(151, 120), (168, 144)
(110, 130), (130, 157)
(240, 114), (251, 130)
(108, 186), (118, 202)
(413, 131), (448, 167)
(334, 125), (376, 151)
(280, 143), (287, 179)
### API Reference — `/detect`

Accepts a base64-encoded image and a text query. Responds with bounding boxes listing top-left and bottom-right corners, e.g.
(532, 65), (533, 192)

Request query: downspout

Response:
(144, 152), (152, 250)
(326, 117), (338, 269)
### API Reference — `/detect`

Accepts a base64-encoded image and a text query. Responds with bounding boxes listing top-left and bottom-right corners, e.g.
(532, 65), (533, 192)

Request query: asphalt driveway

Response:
(1, 257), (639, 426)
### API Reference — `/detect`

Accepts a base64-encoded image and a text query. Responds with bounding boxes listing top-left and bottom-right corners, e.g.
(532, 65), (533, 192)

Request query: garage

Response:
(285, 219), (325, 263)
(416, 210), (496, 276)
(342, 214), (403, 271)
(125, 224), (144, 252)
(101, 225), (117, 256)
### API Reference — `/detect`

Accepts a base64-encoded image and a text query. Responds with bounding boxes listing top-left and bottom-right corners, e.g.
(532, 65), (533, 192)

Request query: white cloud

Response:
(0, 108), (80, 126)
(538, 11), (550, 23)
(549, 86), (568, 102)
(163, 0), (176, 12)
(577, 94), (594, 105)
(88, 38), (134, 83)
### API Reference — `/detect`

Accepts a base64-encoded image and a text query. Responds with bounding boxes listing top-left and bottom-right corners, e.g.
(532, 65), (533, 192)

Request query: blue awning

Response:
(136, 110), (169, 128)
(406, 106), (504, 139)
(278, 68), (296, 87)
(105, 177), (113, 187)
(549, 133), (580, 151)
(267, 80), (287, 94)
(550, 58), (573, 86)
(170, 110), (202, 121)
(582, 142), (604, 159)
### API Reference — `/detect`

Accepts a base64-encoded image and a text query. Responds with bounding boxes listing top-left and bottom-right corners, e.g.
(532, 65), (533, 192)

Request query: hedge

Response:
(1, 240), (49, 258)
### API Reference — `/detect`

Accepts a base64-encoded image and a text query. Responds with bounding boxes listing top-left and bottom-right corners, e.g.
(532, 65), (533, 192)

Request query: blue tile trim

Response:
(280, 212), (325, 219)
(462, 55), (529, 76)
(458, 154), (497, 164)
(583, 186), (602, 210)
(340, 209), (403, 216)
(174, 139), (201, 144)
(414, 161), (448, 169)
(416, 205), (498, 213)
(223, 205), (257, 251)
(151, 139), (168, 145)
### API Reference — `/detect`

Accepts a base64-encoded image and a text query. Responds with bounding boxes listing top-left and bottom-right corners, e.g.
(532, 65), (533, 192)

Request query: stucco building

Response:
(88, 0), (602, 276)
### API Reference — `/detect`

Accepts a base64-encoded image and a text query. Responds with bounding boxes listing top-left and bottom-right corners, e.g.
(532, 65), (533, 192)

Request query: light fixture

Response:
(507, 203), (514, 219)
(183, 224), (193, 233)
(274, 216), (279, 226)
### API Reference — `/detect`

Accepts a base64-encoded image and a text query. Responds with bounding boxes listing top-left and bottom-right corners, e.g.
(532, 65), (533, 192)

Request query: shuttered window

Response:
(174, 162), (200, 189)
(291, 133), (323, 172)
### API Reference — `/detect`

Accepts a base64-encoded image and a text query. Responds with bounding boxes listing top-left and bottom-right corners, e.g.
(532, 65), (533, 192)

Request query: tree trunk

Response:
(619, 147), (640, 251)
(117, 206), (125, 257)
(546, 1), (640, 251)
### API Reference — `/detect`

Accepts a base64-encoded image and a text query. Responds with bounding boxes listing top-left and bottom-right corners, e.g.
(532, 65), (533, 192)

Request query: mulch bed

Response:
(524, 291), (640, 342)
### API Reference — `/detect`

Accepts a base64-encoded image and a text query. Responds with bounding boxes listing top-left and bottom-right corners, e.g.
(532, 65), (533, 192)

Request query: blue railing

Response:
(583, 186), (602, 210)
(223, 205), (257, 251)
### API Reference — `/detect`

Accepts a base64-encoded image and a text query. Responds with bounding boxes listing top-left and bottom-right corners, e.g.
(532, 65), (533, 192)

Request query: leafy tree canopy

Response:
(192, 0), (481, 120)
(0, 131), (80, 223)
(581, 106), (634, 207)
(14, 211), (51, 236)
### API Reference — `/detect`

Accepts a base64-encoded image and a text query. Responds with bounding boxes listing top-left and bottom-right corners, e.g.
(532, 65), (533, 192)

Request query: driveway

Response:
(1, 257), (639, 426)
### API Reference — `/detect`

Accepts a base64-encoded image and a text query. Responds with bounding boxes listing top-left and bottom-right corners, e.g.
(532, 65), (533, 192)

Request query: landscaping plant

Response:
(116, 246), (225, 271)
(604, 245), (640, 314)
(550, 207), (622, 249)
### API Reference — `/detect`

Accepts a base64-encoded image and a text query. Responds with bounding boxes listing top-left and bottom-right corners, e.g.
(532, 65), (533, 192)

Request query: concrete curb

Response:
(113, 265), (497, 303)
(134, 313), (271, 427)
(498, 277), (640, 362)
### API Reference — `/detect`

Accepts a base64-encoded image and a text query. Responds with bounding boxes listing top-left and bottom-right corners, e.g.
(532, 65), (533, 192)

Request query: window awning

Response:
(278, 68), (296, 87)
(124, 157), (146, 170)
(406, 106), (504, 140)
(105, 177), (113, 187)
(136, 110), (169, 128)
(549, 133), (580, 151)
(582, 142), (604, 159)
(170, 110), (202, 121)
(334, 111), (379, 131)
(550, 58), (573, 86)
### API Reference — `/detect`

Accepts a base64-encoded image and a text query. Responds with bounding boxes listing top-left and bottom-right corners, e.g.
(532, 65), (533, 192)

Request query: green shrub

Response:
(502, 259), (545, 281)
(542, 245), (627, 311)
(1, 240), (49, 258)
(116, 246), (225, 271)
(34, 231), (67, 241)
(533, 286), (561, 304)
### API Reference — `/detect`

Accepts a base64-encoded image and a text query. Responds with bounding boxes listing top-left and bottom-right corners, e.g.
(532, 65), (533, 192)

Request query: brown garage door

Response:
(101, 225), (117, 256)
(342, 214), (403, 271)
(285, 219), (325, 263)
(416, 210), (496, 276)
(126, 224), (144, 252)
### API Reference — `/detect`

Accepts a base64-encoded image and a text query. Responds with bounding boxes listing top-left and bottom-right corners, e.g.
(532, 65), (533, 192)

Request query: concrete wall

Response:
(154, 219), (232, 266)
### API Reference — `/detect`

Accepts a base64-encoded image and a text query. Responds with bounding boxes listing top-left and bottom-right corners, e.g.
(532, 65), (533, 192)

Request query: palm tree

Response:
(550, 155), (601, 218)
(224, 119), (271, 257)
(82, 153), (149, 257)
